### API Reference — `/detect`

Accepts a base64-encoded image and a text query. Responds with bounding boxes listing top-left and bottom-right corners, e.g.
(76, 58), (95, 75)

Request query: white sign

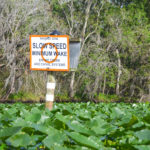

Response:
(30, 35), (69, 71)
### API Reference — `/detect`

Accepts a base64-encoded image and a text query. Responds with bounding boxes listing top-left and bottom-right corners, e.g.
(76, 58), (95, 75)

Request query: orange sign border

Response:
(30, 35), (70, 72)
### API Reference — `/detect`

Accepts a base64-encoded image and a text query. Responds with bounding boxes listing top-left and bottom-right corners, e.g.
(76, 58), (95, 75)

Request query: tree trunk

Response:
(116, 49), (121, 95)
(80, 0), (93, 55)
(69, 0), (92, 98)
(148, 76), (150, 95)
(93, 76), (100, 96)
(69, 71), (75, 98)
(103, 73), (106, 94)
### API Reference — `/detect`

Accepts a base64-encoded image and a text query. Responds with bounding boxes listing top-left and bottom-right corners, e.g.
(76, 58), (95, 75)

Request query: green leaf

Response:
(133, 145), (150, 150)
(31, 134), (43, 142)
(66, 132), (101, 149)
(12, 118), (28, 127)
(143, 113), (150, 124)
(25, 113), (41, 123)
(118, 115), (138, 128)
(31, 123), (58, 135)
(134, 129), (150, 141)
(53, 113), (69, 129)
(0, 126), (21, 138)
(132, 122), (145, 129)
(43, 132), (67, 149)
(67, 121), (94, 135)
(77, 110), (91, 120)
(111, 107), (125, 119)
(1, 112), (16, 122)
(0, 144), (7, 150)
(53, 145), (71, 150)
(55, 113), (69, 124)
(62, 107), (73, 115)
(6, 132), (35, 148)
(90, 116), (116, 135)
(7, 107), (18, 115)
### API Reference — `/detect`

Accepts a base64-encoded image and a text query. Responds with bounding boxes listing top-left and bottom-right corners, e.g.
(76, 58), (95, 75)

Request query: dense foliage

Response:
(0, 0), (150, 101)
(0, 103), (150, 149)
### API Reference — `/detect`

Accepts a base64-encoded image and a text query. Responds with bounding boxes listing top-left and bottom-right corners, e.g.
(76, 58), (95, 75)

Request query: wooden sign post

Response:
(45, 72), (55, 110)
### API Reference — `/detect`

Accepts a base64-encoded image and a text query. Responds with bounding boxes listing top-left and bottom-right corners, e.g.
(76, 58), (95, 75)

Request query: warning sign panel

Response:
(30, 35), (69, 71)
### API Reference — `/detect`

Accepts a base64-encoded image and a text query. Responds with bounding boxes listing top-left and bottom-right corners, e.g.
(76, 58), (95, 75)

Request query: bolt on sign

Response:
(30, 35), (69, 71)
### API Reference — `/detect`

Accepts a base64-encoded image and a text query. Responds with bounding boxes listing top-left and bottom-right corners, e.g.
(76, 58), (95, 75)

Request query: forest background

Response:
(0, 0), (150, 102)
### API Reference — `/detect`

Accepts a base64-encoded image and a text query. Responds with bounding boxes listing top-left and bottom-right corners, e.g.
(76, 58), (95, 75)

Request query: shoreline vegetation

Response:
(0, 92), (149, 103)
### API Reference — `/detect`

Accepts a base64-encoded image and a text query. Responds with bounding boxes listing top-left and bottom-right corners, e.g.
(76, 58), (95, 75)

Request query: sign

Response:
(30, 35), (69, 71)
(69, 39), (81, 70)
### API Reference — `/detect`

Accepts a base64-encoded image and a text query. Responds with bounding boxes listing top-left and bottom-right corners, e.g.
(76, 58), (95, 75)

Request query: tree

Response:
(0, 0), (58, 98)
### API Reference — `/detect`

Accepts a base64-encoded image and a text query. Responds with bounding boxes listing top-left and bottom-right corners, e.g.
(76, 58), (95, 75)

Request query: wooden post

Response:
(45, 72), (56, 110)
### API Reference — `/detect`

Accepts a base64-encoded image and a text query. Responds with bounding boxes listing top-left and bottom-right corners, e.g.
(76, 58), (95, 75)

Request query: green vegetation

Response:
(96, 93), (119, 102)
(8, 92), (40, 101)
(0, 102), (150, 149)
